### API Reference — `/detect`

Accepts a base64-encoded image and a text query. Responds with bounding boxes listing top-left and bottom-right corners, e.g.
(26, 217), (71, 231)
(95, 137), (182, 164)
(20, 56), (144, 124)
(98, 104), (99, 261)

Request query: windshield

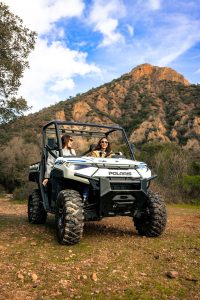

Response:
(44, 123), (133, 160)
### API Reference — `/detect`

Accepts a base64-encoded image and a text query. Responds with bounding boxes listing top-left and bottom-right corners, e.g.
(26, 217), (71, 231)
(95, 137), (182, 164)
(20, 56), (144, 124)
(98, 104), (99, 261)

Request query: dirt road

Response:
(0, 196), (199, 300)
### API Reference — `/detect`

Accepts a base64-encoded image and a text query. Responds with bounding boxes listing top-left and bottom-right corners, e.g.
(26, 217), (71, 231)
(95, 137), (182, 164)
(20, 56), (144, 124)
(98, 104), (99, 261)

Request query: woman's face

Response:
(100, 139), (108, 150)
(65, 136), (73, 148)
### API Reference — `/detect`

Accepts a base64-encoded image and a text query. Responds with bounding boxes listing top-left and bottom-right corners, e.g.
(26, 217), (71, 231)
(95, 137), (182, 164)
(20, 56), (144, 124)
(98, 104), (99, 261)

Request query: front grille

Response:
(110, 182), (141, 191)
(95, 164), (135, 169)
(108, 177), (139, 181)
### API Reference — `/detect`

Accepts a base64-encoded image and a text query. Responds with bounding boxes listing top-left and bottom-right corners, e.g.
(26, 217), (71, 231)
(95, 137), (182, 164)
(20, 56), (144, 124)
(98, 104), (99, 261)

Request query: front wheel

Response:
(133, 191), (167, 237)
(55, 189), (84, 245)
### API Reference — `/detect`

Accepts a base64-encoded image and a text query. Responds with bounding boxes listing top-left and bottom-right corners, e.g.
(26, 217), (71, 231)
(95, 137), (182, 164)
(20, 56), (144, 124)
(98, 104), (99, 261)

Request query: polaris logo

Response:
(109, 171), (131, 176)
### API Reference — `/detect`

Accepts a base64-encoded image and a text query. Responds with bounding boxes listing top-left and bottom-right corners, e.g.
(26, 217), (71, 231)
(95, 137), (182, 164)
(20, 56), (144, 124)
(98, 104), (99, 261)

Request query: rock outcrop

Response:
(130, 64), (190, 86)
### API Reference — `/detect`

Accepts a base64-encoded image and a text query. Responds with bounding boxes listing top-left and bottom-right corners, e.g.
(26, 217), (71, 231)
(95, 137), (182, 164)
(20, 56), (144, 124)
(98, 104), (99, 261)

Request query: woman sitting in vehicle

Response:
(42, 134), (76, 186)
(91, 137), (113, 158)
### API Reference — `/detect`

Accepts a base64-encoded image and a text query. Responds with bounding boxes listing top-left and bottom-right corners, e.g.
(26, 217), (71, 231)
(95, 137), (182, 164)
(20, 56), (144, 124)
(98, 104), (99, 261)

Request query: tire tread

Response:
(133, 191), (167, 237)
(28, 189), (47, 224)
(56, 189), (84, 245)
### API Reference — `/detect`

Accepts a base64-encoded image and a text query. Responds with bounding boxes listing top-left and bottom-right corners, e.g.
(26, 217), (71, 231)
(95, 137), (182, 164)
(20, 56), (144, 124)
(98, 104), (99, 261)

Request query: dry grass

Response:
(0, 196), (199, 300)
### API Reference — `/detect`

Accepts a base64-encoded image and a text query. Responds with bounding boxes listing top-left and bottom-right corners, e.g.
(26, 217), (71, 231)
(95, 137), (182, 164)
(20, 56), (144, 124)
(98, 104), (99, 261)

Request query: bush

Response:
(189, 161), (200, 175)
(13, 181), (36, 201)
(0, 137), (40, 192)
(136, 142), (199, 203)
(176, 175), (200, 200)
(136, 142), (167, 163)
(153, 146), (189, 186)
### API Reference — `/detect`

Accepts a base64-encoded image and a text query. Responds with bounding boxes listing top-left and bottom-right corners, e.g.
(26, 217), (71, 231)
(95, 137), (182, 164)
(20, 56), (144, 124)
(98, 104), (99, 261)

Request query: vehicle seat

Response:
(82, 144), (97, 156)
(89, 144), (97, 152)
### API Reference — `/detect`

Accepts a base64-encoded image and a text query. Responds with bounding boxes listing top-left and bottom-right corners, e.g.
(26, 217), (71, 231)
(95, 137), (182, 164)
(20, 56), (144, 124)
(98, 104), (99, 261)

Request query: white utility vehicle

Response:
(28, 121), (167, 245)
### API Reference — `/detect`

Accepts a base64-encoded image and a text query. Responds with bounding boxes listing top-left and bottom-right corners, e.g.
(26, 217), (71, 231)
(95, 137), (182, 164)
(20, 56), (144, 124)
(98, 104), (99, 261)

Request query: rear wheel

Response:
(133, 191), (167, 237)
(28, 189), (47, 224)
(55, 189), (84, 245)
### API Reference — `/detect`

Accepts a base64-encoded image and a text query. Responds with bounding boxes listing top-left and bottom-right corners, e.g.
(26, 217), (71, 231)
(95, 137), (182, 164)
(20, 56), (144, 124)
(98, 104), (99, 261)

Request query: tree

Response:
(0, 2), (36, 123)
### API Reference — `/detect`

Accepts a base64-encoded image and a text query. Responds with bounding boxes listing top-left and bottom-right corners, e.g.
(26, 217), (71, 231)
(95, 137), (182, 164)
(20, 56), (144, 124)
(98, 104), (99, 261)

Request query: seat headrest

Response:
(90, 144), (97, 151)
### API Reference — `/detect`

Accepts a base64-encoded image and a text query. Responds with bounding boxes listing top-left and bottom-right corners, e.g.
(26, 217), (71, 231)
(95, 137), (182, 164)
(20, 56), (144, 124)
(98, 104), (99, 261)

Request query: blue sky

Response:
(3, 0), (200, 112)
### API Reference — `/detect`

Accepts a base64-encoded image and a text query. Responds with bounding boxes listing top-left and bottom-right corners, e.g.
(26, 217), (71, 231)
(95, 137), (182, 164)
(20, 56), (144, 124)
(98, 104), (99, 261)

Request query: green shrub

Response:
(176, 175), (200, 201)
(13, 181), (36, 201)
(136, 142), (199, 202)
(153, 146), (189, 186)
(137, 142), (167, 162)
(190, 161), (200, 175)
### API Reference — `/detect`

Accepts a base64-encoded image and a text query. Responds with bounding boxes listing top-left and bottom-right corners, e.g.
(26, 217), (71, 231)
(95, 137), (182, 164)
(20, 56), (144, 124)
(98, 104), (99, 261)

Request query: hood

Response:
(55, 156), (147, 167)
(54, 156), (151, 179)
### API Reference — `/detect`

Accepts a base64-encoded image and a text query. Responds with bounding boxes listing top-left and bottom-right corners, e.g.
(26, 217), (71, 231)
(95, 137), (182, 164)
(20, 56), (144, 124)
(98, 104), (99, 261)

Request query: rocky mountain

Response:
(2, 63), (200, 152)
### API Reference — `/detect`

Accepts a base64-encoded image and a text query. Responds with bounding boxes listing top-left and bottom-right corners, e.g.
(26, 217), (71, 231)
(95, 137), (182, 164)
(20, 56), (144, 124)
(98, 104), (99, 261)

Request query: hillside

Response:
(1, 63), (199, 152)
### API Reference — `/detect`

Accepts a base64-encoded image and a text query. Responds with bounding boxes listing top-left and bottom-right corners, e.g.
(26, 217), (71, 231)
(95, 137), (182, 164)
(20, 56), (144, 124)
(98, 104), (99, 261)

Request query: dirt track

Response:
(0, 196), (199, 300)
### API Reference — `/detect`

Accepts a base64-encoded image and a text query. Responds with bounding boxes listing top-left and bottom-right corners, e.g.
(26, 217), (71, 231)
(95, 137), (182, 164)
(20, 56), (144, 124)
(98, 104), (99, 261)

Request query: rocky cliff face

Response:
(130, 64), (190, 85)
(53, 64), (199, 151)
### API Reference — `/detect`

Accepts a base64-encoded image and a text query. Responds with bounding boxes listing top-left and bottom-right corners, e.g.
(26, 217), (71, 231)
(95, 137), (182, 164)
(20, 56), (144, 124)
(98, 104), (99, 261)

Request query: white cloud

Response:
(3, 0), (85, 34)
(106, 4), (200, 69)
(50, 79), (75, 92)
(96, 19), (124, 47)
(151, 15), (200, 65)
(18, 39), (100, 111)
(93, 6), (200, 85)
(148, 0), (161, 10)
(88, 0), (126, 47)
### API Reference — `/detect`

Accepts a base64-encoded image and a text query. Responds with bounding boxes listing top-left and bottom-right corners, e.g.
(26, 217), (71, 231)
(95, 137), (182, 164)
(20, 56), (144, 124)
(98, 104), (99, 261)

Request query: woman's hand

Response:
(42, 178), (49, 186)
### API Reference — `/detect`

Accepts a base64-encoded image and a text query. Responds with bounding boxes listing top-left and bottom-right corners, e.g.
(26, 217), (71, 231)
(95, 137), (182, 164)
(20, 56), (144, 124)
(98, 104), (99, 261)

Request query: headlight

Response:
(30, 163), (39, 170)
(135, 164), (149, 171)
(67, 164), (91, 170)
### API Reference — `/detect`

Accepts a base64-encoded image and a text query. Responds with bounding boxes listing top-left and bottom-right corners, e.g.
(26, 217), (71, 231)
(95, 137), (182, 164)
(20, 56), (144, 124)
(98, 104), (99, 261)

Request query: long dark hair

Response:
(95, 137), (112, 156)
(61, 134), (72, 149)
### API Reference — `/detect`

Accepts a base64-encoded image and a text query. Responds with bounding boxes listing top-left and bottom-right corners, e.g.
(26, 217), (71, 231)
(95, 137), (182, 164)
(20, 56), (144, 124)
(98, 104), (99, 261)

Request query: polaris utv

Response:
(28, 120), (167, 245)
